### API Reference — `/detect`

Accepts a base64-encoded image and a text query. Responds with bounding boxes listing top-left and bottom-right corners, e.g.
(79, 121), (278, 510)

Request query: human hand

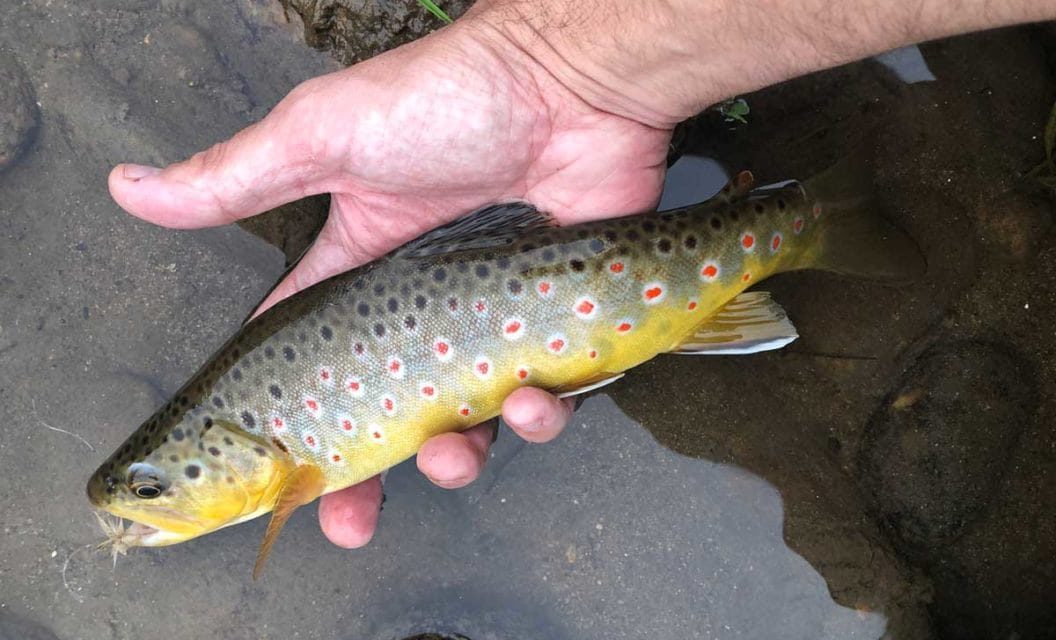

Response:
(107, 16), (672, 547)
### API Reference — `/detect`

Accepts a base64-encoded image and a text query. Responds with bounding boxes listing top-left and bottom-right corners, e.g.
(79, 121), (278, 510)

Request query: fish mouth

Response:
(95, 509), (205, 548)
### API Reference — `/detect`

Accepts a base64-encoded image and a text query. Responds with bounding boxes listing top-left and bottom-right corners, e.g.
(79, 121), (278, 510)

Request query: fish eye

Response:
(127, 462), (169, 500)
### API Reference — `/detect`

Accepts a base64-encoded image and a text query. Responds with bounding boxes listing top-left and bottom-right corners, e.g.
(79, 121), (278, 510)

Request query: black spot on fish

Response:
(754, 203), (764, 214)
(264, 346), (275, 359)
(353, 342), (365, 356)
(777, 199), (787, 210)
(212, 396), (223, 409)
(710, 217), (722, 230)
(171, 429), (184, 442)
(657, 239), (672, 254)
(271, 438), (288, 453)
(184, 465), (200, 479)
(541, 249), (556, 262)
(404, 315), (416, 330)
(642, 221), (657, 233)
(254, 446), (267, 457)
(373, 284), (386, 296)
(208, 447), (221, 457)
(684, 235), (698, 250)
(203, 417), (214, 428)
(475, 265), (490, 278)
(169, 455), (179, 463)
(604, 230), (618, 242)
(242, 411), (255, 428)
(269, 385), (282, 400)
(507, 279), (523, 296)
(320, 326), (333, 341)
(570, 259), (585, 272)
(588, 239), (605, 254)
(496, 256), (511, 270)
(232, 368), (243, 381)
(283, 347), (295, 362)
(374, 323), (386, 338)
(178, 396), (189, 407)
(387, 298), (399, 313)
(399, 284), (411, 297)
(521, 242), (536, 253)
(414, 295), (427, 310)
(433, 268), (447, 282)
(223, 436), (234, 446)
(626, 229), (640, 241)
(357, 303), (370, 317)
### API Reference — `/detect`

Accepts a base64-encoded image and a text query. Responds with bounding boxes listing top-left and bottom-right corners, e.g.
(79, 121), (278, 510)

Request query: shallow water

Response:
(1, 2), (1054, 639)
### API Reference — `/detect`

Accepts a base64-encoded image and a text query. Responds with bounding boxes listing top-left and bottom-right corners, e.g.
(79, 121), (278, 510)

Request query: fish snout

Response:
(86, 469), (121, 507)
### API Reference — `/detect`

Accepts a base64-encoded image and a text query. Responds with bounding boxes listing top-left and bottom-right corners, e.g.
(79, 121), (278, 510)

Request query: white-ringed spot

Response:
(318, 367), (335, 388)
(642, 282), (666, 305)
(380, 394), (397, 417)
(770, 232), (783, 253)
(457, 403), (472, 418)
(588, 348), (598, 359)
(574, 296), (598, 320)
(419, 382), (437, 401)
(303, 396), (322, 418)
(547, 333), (568, 355)
(337, 414), (357, 435)
(433, 337), (454, 363)
(473, 355), (492, 379)
(302, 432), (319, 450)
(345, 376), (364, 398)
(742, 272), (752, 283)
(793, 217), (805, 234)
(368, 424), (387, 444)
(608, 261), (626, 277)
(536, 280), (554, 299)
(472, 299), (488, 317)
(502, 317), (525, 341)
(687, 299), (699, 312)
(515, 366), (530, 382)
(329, 450), (344, 464)
(351, 341), (368, 361)
(740, 231), (756, 252)
(386, 356), (405, 379)
(270, 414), (286, 431)
(700, 261), (720, 282)
(615, 319), (634, 334)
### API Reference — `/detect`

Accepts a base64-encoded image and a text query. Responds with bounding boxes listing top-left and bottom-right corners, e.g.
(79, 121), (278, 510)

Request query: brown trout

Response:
(87, 166), (922, 575)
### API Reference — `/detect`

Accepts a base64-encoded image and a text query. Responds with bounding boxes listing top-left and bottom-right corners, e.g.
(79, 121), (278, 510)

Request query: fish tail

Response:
(803, 157), (926, 283)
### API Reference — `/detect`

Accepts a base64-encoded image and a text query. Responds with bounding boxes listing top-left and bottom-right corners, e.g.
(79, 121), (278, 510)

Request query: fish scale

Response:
(88, 166), (924, 574)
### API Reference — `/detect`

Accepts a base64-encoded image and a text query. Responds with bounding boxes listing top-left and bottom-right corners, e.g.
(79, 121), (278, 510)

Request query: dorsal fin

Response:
(396, 202), (554, 258)
(253, 464), (326, 579)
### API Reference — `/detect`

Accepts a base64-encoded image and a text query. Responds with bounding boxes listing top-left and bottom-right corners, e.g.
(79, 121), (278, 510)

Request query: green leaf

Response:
(417, 0), (453, 24)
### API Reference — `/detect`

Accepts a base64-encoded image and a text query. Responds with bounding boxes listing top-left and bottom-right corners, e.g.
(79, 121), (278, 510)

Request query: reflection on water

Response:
(0, 1), (1054, 638)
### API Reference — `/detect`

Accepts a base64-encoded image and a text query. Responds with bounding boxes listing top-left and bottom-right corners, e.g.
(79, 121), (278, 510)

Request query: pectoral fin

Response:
(253, 464), (326, 580)
(673, 291), (798, 355)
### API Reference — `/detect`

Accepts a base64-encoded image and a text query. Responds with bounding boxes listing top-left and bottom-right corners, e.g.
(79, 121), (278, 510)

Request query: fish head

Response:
(87, 414), (290, 547)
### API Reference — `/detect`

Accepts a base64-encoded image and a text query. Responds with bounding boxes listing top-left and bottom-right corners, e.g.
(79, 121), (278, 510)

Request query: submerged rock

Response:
(0, 51), (39, 171)
(857, 340), (1036, 554)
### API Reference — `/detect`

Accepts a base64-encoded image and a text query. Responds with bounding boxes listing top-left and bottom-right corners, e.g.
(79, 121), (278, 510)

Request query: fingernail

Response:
(122, 163), (161, 181)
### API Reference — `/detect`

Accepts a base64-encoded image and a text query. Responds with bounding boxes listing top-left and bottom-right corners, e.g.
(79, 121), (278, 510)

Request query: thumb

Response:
(108, 80), (335, 229)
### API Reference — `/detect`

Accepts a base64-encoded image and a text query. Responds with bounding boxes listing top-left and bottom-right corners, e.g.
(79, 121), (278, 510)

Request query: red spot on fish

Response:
(383, 398), (394, 411)
(771, 233), (782, 252)
(434, 338), (453, 362)
(589, 349), (598, 359)
(609, 262), (624, 274)
(353, 342), (365, 357)
(741, 232), (755, 251)
(700, 262), (720, 281)
(421, 384), (435, 398)
(548, 336), (567, 354)
(742, 272), (752, 282)
(574, 296), (597, 319)
(643, 283), (665, 304)
(616, 321), (633, 333)
(687, 300), (698, 311)
(341, 419), (354, 431)
(793, 217), (805, 234)
(516, 367), (529, 381)
(536, 281), (554, 298)
(332, 454), (342, 462)
(372, 430), (383, 439)
(474, 356), (492, 378)
(272, 416), (285, 430)
(306, 399), (318, 411)
(448, 297), (459, 313)
(458, 404), (471, 417)
(320, 369), (330, 380)
(304, 435), (316, 448)
(473, 299), (487, 316)
(503, 318), (524, 340)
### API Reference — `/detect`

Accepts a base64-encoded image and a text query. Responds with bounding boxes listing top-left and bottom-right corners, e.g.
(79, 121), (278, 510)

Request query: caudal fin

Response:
(804, 158), (926, 283)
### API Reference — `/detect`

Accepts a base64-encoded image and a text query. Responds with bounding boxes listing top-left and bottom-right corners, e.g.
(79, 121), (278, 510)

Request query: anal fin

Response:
(552, 372), (625, 398)
(253, 464), (326, 580)
(673, 291), (798, 355)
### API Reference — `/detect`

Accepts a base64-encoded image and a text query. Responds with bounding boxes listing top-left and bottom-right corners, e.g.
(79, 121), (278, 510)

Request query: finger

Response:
(317, 474), (383, 549)
(501, 387), (574, 443)
(416, 422), (495, 489)
(108, 76), (343, 229)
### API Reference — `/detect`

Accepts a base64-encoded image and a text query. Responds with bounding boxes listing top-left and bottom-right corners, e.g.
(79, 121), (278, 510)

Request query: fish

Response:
(86, 162), (924, 576)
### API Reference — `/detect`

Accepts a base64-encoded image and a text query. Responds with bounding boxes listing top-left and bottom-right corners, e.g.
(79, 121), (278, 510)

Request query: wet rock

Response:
(0, 612), (60, 640)
(974, 188), (1054, 262)
(857, 341), (1036, 555)
(0, 51), (39, 172)
(280, 0), (472, 65)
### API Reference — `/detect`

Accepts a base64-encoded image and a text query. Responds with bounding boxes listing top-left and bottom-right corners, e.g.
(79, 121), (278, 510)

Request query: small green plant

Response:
(416, 0), (453, 24)
(717, 98), (750, 125)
